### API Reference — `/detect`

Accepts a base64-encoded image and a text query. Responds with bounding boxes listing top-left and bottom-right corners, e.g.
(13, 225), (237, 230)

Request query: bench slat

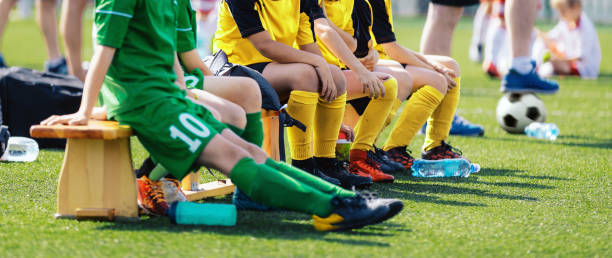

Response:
(30, 120), (133, 140)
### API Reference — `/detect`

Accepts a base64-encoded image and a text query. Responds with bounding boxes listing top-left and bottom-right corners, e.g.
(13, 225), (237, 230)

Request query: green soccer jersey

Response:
(176, 0), (197, 53)
(95, 0), (182, 118)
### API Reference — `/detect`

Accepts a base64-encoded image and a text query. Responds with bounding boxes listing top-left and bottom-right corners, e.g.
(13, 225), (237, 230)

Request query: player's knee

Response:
(430, 73), (448, 95)
(290, 64), (319, 92)
(329, 64), (346, 95)
(394, 71), (413, 99)
(235, 77), (262, 112)
(223, 102), (247, 130)
(439, 57), (461, 77)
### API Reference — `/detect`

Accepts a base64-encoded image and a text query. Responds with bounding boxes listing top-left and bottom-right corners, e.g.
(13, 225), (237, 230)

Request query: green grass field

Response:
(0, 16), (610, 257)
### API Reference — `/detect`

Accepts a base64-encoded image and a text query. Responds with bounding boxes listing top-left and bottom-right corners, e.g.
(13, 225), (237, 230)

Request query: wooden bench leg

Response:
(56, 138), (138, 220)
(262, 115), (281, 161)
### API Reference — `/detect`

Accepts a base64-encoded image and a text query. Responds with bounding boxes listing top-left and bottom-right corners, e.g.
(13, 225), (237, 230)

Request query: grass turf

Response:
(0, 16), (610, 257)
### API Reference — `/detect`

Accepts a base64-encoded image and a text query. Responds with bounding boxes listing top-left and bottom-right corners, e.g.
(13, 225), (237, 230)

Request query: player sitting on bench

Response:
(41, 0), (402, 231)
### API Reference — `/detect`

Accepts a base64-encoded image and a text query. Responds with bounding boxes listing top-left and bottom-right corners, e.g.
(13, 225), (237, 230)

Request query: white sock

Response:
(511, 56), (533, 75)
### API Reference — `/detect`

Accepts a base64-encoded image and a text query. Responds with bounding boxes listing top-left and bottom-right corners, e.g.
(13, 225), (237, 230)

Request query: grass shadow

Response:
(484, 135), (612, 150)
(385, 181), (538, 202)
(95, 210), (402, 247)
(478, 168), (573, 181)
(408, 176), (555, 189)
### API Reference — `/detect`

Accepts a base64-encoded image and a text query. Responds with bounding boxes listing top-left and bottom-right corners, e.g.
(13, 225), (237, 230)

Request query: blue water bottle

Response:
(168, 202), (237, 226)
(411, 158), (480, 178)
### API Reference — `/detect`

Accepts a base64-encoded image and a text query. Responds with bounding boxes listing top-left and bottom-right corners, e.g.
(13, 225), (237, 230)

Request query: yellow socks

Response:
(384, 98), (402, 128)
(352, 78), (398, 151)
(382, 85), (444, 151)
(424, 77), (461, 151)
(314, 93), (346, 158)
(286, 90), (318, 160)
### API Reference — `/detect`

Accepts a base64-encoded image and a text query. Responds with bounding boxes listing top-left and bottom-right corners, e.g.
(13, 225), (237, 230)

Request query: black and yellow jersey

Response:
(213, 0), (325, 66)
(369, 0), (395, 60)
(316, 0), (373, 67)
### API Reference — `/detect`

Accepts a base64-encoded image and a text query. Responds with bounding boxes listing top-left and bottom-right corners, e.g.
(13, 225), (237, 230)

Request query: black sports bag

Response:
(0, 67), (83, 148)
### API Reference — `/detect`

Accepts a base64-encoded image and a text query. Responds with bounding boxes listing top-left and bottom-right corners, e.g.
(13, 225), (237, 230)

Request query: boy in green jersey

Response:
(41, 0), (401, 231)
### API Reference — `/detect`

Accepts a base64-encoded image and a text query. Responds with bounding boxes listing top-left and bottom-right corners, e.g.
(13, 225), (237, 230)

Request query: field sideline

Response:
(0, 16), (610, 257)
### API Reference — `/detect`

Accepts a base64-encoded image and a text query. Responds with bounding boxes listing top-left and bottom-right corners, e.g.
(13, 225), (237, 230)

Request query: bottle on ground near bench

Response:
(168, 202), (237, 226)
(411, 158), (480, 178)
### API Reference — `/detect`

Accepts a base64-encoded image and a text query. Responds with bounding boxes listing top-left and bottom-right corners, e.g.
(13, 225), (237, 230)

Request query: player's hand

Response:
(314, 61), (337, 102)
(340, 123), (355, 142)
(358, 70), (387, 99)
(429, 62), (457, 89)
(360, 49), (379, 71)
(41, 112), (89, 126)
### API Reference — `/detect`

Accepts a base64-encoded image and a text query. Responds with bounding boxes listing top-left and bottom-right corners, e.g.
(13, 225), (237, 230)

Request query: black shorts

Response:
(431, 0), (479, 6)
(246, 62), (271, 73)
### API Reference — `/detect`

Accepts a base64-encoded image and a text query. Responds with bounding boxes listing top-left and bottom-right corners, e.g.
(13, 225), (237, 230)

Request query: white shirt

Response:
(547, 13), (601, 79)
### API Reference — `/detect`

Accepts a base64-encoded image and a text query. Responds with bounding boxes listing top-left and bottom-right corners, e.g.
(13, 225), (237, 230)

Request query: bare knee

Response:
(221, 102), (247, 130)
(429, 73), (448, 95)
(436, 56), (461, 77)
(394, 71), (413, 100)
(290, 64), (319, 92)
(233, 77), (262, 113)
(328, 64), (346, 95)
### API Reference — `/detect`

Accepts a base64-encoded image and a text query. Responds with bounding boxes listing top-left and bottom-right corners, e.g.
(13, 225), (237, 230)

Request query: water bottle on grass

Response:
(168, 202), (236, 226)
(524, 122), (560, 141)
(1, 137), (39, 162)
(411, 159), (480, 178)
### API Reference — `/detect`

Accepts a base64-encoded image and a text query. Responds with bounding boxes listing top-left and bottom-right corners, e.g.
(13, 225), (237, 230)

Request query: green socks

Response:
(229, 158), (335, 217)
(265, 158), (355, 198)
(243, 112), (264, 147)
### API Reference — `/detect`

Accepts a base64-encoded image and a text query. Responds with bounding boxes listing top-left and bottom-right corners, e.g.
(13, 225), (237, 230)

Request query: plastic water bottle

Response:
(411, 159), (480, 178)
(168, 202), (236, 226)
(1, 137), (39, 162)
(524, 122), (560, 141)
(335, 131), (351, 162)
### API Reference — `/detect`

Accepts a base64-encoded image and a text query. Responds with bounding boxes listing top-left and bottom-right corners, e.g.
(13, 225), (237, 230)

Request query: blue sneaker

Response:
(0, 54), (6, 68)
(501, 61), (559, 94)
(420, 115), (484, 137)
(232, 188), (272, 211)
(44, 57), (68, 75)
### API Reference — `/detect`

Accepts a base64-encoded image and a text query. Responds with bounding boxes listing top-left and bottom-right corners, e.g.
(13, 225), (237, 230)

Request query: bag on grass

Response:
(0, 67), (83, 148)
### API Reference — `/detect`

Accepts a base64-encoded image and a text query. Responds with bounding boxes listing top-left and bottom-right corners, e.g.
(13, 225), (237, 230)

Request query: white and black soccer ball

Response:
(496, 93), (546, 133)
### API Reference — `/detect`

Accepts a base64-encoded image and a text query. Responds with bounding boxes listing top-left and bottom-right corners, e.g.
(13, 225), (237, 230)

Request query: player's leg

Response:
(344, 69), (397, 182)
(420, 3), (464, 56)
(313, 64), (351, 183)
(382, 66), (447, 170)
(188, 89), (247, 134)
(0, 0), (18, 67)
(60, 0), (88, 81)
(501, 0), (559, 94)
(469, 1), (491, 63)
(259, 62), (337, 183)
(374, 60), (414, 126)
(36, 0), (66, 74)
(202, 76), (264, 146)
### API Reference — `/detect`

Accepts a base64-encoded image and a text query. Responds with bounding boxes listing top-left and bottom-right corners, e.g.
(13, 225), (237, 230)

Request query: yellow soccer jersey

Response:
(214, 0), (325, 66)
(370, 0), (395, 60)
(316, 0), (355, 67)
(316, 0), (373, 68)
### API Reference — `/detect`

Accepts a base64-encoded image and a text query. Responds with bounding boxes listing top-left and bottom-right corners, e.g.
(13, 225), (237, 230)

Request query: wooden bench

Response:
(30, 120), (236, 219)
(31, 120), (138, 220)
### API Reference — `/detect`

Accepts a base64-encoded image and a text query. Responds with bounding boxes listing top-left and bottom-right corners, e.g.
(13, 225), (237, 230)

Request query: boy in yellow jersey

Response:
(312, 0), (405, 182)
(214, 0), (372, 189)
(42, 0), (401, 231)
(368, 0), (471, 169)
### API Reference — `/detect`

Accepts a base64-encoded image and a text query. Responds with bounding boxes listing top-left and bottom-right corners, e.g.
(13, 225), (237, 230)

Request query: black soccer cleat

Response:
(313, 194), (390, 231)
(316, 158), (373, 189)
(360, 191), (404, 224)
(368, 147), (406, 173)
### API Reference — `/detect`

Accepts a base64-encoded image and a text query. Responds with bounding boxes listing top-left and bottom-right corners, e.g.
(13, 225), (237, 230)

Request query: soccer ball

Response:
(496, 93), (546, 133)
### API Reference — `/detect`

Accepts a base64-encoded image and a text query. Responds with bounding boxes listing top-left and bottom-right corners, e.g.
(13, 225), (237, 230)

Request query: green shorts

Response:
(115, 96), (227, 179)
